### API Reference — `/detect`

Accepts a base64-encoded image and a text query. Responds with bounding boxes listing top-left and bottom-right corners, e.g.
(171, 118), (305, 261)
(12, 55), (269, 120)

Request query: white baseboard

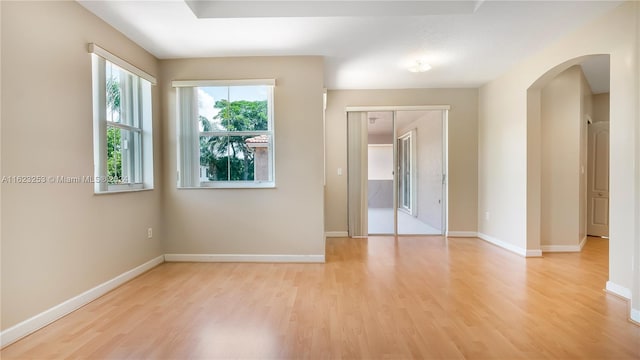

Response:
(477, 232), (538, 257)
(325, 231), (348, 238)
(541, 237), (588, 253)
(164, 254), (325, 263)
(541, 244), (581, 252)
(0, 255), (164, 348)
(605, 281), (632, 300)
(446, 231), (477, 237)
(526, 249), (543, 257)
(631, 308), (640, 323)
(579, 236), (588, 250)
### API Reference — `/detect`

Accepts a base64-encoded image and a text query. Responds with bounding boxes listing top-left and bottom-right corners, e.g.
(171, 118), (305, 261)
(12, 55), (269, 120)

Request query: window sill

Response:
(179, 182), (276, 189)
(94, 187), (154, 195)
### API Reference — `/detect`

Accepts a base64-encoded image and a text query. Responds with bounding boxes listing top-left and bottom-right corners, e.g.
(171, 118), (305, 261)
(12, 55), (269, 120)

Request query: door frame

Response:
(398, 129), (417, 217)
(346, 105), (450, 236)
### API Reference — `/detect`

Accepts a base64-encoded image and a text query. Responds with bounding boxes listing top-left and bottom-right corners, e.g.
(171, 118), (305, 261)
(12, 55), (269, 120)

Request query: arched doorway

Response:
(526, 54), (610, 254)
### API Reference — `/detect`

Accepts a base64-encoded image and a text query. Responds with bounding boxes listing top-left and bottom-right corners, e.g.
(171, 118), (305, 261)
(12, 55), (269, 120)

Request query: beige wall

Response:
(539, 66), (589, 247)
(1, 1), (164, 330)
(592, 93), (610, 123)
(160, 57), (325, 255)
(325, 89), (478, 234)
(579, 69), (592, 244)
(478, 1), (638, 315)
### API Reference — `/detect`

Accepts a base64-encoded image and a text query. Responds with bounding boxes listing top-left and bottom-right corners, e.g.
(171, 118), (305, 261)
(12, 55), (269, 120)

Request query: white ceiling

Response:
(77, 0), (620, 90)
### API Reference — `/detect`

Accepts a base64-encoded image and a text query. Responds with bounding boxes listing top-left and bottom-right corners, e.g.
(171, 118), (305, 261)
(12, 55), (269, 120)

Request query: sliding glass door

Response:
(347, 108), (447, 237)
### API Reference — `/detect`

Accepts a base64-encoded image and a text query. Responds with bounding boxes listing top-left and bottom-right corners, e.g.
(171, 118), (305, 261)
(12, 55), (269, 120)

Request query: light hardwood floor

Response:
(2, 236), (639, 359)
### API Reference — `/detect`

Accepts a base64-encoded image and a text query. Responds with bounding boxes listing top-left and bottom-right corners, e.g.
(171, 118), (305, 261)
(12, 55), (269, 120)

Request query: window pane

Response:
(106, 62), (121, 124)
(228, 86), (269, 131)
(199, 135), (229, 181)
(107, 126), (123, 184)
(106, 62), (141, 128)
(107, 126), (141, 185)
(198, 87), (228, 132)
(228, 135), (255, 181)
(197, 86), (269, 132)
(200, 134), (272, 182)
(245, 134), (272, 182)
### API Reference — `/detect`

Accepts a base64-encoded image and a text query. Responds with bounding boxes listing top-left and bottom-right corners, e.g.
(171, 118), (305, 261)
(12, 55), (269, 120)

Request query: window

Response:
(174, 80), (275, 188)
(90, 44), (155, 193)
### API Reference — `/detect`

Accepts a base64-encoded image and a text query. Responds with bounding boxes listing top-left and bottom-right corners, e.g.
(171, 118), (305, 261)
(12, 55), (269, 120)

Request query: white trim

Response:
(605, 281), (632, 299)
(172, 79), (276, 87)
(579, 236), (588, 250)
(446, 231), (477, 237)
(325, 231), (349, 238)
(88, 43), (156, 85)
(631, 308), (640, 323)
(198, 181), (276, 189)
(541, 237), (588, 252)
(0, 255), (164, 348)
(541, 245), (581, 252)
(164, 254), (325, 263)
(526, 249), (543, 257)
(345, 105), (450, 112)
(477, 232), (530, 257)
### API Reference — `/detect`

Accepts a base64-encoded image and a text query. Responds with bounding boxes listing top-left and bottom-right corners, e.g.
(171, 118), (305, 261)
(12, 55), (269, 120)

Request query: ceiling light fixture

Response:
(408, 60), (432, 73)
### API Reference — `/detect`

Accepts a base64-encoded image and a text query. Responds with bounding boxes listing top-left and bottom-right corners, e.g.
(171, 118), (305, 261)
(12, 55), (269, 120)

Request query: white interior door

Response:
(587, 121), (609, 237)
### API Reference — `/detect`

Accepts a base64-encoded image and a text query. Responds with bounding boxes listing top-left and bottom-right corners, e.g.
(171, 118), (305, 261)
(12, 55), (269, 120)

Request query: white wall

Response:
(368, 145), (393, 180)
(160, 57), (325, 256)
(325, 89), (478, 234)
(1, 1), (164, 330)
(478, 1), (638, 316)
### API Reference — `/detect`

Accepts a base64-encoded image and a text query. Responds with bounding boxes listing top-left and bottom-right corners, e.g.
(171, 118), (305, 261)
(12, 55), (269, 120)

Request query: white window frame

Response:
(90, 44), (155, 193)
(173, 80), (276, 189)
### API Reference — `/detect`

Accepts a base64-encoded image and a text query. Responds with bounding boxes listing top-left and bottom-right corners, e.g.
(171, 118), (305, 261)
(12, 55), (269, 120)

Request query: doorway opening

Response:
(347, 106), (448, 237)
(526, 54), (610, 254)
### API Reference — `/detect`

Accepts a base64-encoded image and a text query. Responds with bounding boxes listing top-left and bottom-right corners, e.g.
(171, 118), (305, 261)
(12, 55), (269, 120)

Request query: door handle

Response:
(598, 192), (603, 197)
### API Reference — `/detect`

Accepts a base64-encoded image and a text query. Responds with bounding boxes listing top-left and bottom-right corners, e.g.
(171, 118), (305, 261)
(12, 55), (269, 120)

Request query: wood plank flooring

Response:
(2, 236), (639, 359)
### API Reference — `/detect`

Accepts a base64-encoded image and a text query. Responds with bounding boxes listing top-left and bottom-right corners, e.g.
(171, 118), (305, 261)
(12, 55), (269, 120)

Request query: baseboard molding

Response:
(579, 236), (588, 250)
(605, 281), (632, 300)
(325, 231), (348, 238)
(541, 237), (588, 253)
(631, 308), (640, 324)
(477, 232), (537, 257)
(164, 254), (325, 263)
(541, 244), (581, 252)
(0, 255), (164, 348)
(446, 231), (477, 237)
(526, 249), (543, 257)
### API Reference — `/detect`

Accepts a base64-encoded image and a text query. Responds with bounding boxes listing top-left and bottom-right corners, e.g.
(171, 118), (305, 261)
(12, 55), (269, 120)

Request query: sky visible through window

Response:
(198, 85), (268, 131)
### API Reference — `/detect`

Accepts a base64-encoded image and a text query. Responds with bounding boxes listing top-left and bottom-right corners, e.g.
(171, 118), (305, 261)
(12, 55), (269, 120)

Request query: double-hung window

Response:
(90, 44), (155, 193)
(174, 80), (275, 188)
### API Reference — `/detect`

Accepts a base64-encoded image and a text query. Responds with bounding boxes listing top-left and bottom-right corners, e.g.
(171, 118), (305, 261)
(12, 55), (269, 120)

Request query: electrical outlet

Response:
(485, 211), (490, 221)
(337, 168), (343, 176)
(147, 227), (153, 239)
